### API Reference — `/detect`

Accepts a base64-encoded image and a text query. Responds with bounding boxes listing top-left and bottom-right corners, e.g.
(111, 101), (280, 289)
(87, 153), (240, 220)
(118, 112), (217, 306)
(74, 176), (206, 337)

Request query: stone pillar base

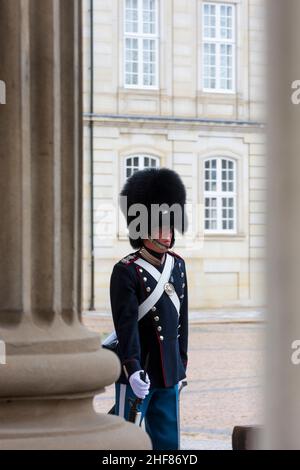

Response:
(0, 398), (151, 450)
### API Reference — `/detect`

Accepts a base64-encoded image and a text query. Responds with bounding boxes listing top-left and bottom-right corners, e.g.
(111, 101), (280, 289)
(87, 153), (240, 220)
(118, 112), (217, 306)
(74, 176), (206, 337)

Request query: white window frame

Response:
(202, 2), (236, 93)
(124, 0), (159, 90)
(125, 154), (160, 180)
(204, 157), (237, 234)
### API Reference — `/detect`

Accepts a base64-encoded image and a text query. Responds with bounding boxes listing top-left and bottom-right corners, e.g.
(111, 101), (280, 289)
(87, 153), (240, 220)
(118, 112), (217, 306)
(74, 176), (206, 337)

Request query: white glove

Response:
(129, 370), (150, 399)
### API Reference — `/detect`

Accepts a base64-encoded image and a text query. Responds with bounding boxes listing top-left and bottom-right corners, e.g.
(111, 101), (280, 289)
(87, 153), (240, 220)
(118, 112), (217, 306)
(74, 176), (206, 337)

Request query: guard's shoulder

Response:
(168, 250), (184, 261)
(117, 251), (140, 267)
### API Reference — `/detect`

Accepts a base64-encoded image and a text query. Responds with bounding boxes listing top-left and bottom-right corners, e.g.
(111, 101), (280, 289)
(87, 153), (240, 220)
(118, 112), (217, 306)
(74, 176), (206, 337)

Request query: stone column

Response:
(0, 0), (150, 450)
(265, 0), (300, 449)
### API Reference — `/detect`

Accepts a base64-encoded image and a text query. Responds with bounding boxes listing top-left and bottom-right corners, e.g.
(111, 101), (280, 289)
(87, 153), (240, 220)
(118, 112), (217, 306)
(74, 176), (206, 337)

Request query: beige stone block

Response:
(168, 131), (199, 142)
(250, 247), (266, 258)
(94, 126), (119, 139)
(173, 98), (196, 115)
(173, 163), (192, 176)
(94, 149), (114, 162)
(250, 143), (266, 155)
(250, 224), (266, 236)
(173, 153), (194, 164)
(250, 155), (266, 166)
(250, 213), (266, 225)
(94, 174), (114, 186)
(202, 272), (239, 302)
(94, 161), (113, 175)
(203, 259), (241, 273)
(250, 166), (266, 178)
(249, 189), (267, 202)
(206, 104), (234, 116)
(249, 178), (267, 190)
(250, 201), (266, 213)
(94, 186), (114, 199)
(250, 236), (265, 248)
(126, 99), (158, 114)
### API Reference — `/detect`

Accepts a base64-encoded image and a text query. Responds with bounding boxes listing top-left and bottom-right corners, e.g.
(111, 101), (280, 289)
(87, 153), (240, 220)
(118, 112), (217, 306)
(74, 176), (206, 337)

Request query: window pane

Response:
(202, 4), (235, 92)
(125, 0), (138, 33)
(203, 3), (216, 39)
(124, 0), (158, 88)
(204, 158), (236, 232)
(125, 38), (139, 85)
(204, 159), (217, 192)
(221, 159), (235, 192)
(220, 4), (233, 40)
(220, 44), (233, 90)
(126, 155), (159, 179)
(143, 0), (156, 34)
(222, 197), (235, 231)
(203, 43), (216, 89)
(143, 39), (156, 86)
(204, 197), (218, 230)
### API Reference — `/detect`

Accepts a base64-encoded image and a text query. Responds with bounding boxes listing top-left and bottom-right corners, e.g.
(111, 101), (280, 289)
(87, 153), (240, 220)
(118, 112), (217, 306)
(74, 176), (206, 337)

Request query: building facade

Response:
(82, 0), (266, 311)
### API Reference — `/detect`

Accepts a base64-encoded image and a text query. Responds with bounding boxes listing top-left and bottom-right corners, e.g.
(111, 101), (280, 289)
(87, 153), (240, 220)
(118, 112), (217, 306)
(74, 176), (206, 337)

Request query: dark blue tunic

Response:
(109, 250), (188, 388)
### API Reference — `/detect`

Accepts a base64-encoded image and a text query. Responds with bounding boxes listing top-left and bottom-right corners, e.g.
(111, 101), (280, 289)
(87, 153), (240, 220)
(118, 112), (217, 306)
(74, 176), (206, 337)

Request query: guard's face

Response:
(155, 226), (172, 246)
(144, 226), (172, 252)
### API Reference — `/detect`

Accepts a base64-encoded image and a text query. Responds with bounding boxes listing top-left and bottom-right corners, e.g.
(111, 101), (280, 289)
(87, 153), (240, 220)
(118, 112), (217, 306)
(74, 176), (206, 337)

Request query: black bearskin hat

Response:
(120, 168), (188, 249)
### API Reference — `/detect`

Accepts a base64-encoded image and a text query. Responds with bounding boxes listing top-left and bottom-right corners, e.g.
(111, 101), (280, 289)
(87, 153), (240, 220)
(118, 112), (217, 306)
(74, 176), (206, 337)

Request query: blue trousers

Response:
(115, 383), (180, 450)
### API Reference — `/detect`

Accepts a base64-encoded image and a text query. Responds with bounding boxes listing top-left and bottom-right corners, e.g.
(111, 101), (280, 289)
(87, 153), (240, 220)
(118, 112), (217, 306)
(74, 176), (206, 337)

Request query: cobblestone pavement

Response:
(83, 313), (265, 450)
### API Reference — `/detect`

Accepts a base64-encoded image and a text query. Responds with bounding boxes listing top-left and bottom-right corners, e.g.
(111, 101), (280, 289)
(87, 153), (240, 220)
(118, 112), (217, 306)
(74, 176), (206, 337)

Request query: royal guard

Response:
(105, 168), (188, 450)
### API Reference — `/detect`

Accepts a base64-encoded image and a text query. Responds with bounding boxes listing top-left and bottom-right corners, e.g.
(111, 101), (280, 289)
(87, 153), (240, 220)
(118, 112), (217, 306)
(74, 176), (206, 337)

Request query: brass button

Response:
(151, 306), (156, 312)
(154, 316), (160, 322)
(146, 287), (151, 292)
(159, 335), (164, 341)
(157, 326), (162, 332)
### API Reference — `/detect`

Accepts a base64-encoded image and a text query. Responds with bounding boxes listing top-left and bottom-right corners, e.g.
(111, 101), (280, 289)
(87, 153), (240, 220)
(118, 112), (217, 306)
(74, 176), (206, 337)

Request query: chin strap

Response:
(148, 237), (169, 251)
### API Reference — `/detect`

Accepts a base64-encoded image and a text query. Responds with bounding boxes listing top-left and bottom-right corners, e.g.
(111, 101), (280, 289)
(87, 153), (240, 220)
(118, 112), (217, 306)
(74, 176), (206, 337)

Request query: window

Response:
(124, 0), (159, 88)
(202, 2), (235, 92)
(125, 154), (159, 178)
(204, 157), (236, 233)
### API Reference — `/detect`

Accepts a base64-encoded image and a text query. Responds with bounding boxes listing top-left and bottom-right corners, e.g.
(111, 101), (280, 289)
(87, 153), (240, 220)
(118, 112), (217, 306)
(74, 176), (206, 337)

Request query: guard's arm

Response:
(110, 263), (142, 379)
